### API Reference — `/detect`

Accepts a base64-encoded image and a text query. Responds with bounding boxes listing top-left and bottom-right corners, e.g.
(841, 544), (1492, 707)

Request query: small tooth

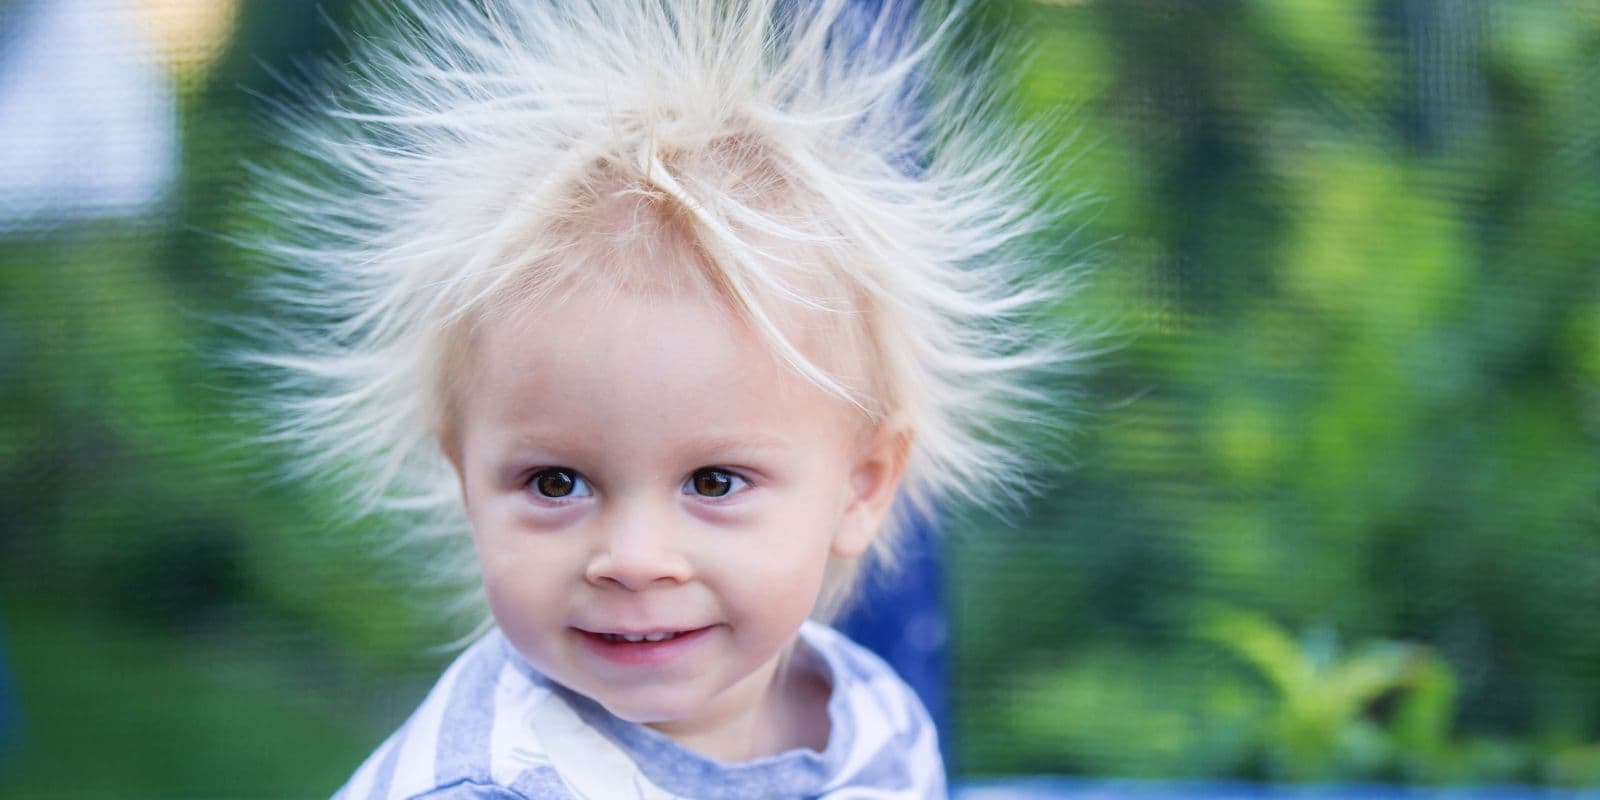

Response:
(644, 632), (670, 642)
(623, 634), (646, 643)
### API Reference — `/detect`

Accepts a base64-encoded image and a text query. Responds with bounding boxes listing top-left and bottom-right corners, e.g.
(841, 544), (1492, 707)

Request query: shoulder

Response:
(397, 773), (573, 800)
(803, 621), (933, 732)
(802, 622), (948, 799)
(332, 630), (575, 800)
(403, 779), (528, 799)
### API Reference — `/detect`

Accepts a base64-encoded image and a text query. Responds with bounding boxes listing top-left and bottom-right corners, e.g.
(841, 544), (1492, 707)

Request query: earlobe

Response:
(831, 425), (914, 559)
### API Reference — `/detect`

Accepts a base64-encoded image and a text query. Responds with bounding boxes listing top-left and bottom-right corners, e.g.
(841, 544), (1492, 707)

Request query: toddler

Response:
(251, 0), (1075, 797)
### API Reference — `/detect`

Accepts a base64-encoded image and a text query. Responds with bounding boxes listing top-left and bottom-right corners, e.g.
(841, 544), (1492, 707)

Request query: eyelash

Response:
(521, 467), (750, 502)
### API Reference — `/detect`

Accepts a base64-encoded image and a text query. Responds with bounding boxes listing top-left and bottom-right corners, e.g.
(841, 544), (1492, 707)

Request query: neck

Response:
(647, 647), (832, 762)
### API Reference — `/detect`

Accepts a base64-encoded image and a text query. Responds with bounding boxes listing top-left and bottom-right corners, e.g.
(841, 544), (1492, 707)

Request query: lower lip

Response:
(575, 626), (715, 667)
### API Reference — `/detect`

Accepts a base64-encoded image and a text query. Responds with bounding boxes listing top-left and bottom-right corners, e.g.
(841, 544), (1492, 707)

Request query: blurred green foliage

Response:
(953, 0), (1599, 785)
(0, 0), (1596, 795)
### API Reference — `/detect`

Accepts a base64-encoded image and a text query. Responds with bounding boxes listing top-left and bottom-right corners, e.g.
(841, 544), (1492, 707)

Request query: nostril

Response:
(585, 552), (692, 590)
(584, 517), (694, 588)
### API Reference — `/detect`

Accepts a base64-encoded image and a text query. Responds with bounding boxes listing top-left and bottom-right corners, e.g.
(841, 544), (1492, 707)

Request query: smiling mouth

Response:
(596, 631), (688, 643)
(576, 625), (714, 665)
(578, 625), (712, 645)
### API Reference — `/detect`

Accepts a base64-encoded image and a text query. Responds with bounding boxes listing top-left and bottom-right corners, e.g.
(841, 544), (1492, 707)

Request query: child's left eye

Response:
(683, 468), (748, 498)
(527, 467), (591, 500)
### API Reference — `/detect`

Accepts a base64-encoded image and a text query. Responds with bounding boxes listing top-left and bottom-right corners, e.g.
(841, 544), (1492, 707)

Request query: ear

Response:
(831, 423), (914, 559)
(438, 427), (473, 513)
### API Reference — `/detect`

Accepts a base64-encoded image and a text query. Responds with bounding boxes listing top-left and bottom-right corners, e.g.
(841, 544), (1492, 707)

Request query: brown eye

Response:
(688, 468), (744, 498)
(530, 468), (587, 499)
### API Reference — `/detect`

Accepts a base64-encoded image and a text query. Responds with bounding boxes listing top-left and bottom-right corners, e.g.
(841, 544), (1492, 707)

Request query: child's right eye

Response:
(527, 468), (591, 500)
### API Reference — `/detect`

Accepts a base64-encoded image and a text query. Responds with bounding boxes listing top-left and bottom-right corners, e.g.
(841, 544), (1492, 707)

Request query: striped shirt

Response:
(333, 621), (947, 799)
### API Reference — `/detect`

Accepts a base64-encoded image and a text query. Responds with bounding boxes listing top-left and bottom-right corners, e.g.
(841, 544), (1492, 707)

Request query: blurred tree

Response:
(955, 0), (1600, 783)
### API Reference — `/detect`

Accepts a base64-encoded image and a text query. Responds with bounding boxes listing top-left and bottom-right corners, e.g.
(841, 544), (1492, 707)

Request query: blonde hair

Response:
(245, 0), (1082, 619)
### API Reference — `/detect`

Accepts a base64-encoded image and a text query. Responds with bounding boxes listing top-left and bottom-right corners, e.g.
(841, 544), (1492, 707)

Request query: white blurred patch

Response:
(0, 0), (176, 228)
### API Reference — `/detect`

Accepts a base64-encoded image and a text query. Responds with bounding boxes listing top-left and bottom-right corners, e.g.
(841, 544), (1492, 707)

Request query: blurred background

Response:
(1, 0), (1596, 796)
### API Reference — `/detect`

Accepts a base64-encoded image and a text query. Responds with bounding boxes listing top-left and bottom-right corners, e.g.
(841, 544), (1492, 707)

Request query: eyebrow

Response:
(497, 428), (794, 456)
(677, 432), (794, 455)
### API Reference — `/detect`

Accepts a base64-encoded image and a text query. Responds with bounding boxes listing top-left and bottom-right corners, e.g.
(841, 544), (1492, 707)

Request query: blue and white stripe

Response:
(333, 621), (946, 799)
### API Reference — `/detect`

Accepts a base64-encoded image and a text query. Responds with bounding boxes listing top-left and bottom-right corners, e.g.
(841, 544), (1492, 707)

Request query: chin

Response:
(596, 692), (705, 725)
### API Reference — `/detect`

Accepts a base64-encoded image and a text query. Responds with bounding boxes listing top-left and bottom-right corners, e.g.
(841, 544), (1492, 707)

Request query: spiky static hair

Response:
(245, 0), (1082, 619)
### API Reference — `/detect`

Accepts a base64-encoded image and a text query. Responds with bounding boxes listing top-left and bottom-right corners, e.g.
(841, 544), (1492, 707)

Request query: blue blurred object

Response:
(838, 508), (949, 754)
(952, 778), (1600, 800)
(827, 0), (950, 754)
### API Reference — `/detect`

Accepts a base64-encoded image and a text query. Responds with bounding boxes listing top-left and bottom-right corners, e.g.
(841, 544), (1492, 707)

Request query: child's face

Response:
(446, 285), (904, 751)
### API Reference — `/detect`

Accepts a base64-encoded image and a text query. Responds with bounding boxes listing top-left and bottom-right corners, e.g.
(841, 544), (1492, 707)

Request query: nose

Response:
(583, 504), (693, 591)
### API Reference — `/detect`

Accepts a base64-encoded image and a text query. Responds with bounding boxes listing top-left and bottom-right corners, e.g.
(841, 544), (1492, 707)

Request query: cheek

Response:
(470, 519), (575, 641)
(718, 515), (839, 621)
(480, 557), (579, 678)
(479, 552), (554, 637)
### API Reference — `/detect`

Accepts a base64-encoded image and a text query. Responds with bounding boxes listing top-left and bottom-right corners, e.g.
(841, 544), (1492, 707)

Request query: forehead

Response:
(461, 285), (863, 458)
(441, 176), (888, 446)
